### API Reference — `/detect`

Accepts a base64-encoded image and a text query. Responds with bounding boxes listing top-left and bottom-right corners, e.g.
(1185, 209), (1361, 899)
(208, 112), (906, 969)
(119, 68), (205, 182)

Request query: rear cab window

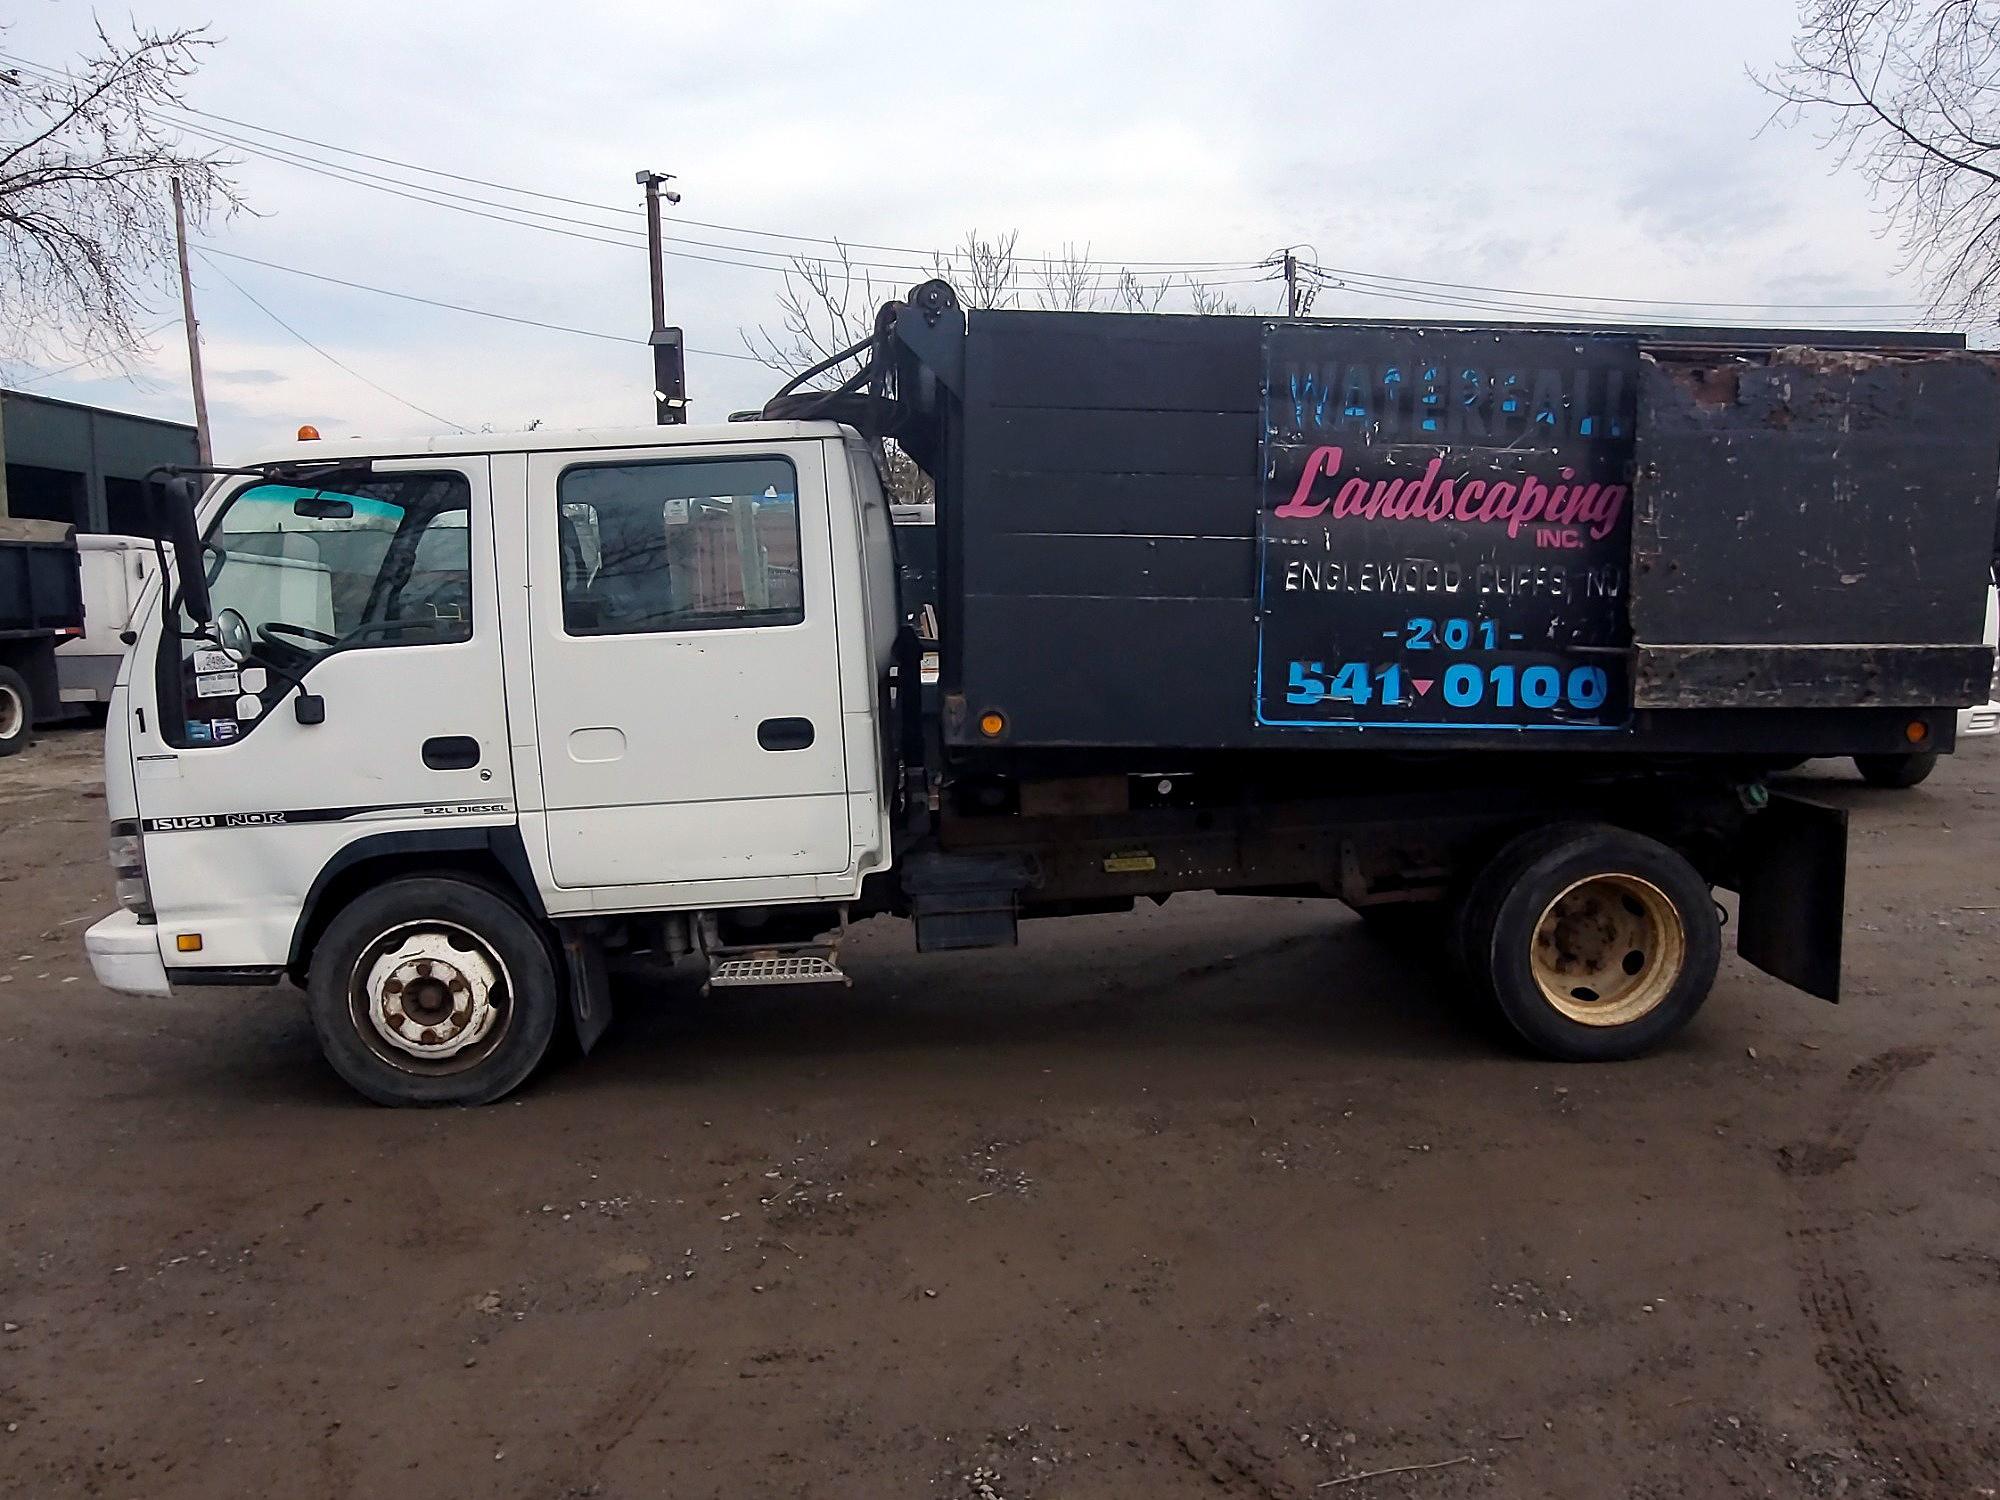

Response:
(555, 456), (802, 636)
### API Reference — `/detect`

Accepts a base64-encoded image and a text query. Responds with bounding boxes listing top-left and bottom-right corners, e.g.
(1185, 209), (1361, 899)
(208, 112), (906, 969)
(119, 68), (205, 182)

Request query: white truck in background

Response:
(1963, 583), (2000, 738)
(57, 535), (157, 711)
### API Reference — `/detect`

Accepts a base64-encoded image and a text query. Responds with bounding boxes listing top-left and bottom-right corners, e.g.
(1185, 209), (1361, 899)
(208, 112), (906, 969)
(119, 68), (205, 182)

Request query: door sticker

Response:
(195, 671), (240, 699)
(234, 693), (263, 721)
(192, 648), (235, 674)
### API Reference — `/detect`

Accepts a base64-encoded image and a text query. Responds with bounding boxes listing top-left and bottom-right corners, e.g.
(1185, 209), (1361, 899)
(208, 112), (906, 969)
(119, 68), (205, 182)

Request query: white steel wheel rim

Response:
(0, 683), (22, 741)
(349, 919), (513, 1071)
(1529, 874), (1685, 1027)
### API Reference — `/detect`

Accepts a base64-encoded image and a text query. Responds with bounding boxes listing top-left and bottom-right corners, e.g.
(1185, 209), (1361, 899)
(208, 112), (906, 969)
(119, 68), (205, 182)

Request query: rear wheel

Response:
(0, 666), (31, 758)
(1854, 751), (1937, 788)
(305, 876), (559, 1106)
(1461, 825), (1720, 1061)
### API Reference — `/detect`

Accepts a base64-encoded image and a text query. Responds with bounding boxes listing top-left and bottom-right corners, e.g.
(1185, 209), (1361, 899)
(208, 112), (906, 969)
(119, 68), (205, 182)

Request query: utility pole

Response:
(170, 176), (212, 465)
(1284, 249), (1299, 318)
(635, 169), (687, 425)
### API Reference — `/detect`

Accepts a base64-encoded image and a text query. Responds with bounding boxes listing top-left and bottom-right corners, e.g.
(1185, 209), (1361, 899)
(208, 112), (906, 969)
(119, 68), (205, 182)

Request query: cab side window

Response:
(556, 457), (802, 636)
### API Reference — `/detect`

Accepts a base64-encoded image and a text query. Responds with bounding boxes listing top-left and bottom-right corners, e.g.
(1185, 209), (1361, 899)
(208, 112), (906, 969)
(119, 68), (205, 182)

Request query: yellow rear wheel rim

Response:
(1529, 874), (1685, 1027)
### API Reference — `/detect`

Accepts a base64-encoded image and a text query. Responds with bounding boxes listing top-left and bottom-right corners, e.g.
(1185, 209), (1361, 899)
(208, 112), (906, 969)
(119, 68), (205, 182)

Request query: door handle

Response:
(422, 735), (481, 770)
(757, 717), (815, 752)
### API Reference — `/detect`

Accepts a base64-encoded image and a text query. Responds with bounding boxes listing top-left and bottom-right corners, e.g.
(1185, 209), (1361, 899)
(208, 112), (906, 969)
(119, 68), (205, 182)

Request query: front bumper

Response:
(85, 911), (171, 998)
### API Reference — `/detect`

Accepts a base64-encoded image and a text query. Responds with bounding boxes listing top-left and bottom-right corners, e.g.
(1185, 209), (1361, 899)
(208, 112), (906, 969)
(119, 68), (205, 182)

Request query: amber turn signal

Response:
(1904, 719), (1930, 745)
(978, 711), (1006, 738)
(175, 933), (203, 953)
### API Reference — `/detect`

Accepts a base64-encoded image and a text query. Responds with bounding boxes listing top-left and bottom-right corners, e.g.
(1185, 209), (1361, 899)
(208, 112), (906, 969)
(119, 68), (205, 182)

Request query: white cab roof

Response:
(230, 420), (852, 468)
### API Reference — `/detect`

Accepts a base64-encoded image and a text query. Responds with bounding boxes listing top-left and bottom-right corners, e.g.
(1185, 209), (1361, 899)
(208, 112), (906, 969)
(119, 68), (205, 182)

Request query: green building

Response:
(0, 388), (198, 536)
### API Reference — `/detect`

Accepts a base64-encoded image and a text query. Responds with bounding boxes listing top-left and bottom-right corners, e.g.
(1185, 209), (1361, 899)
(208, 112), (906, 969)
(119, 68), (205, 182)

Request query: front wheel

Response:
(1461, 825), (1721, 1061)
(305, 876), (559, 1106)
(1854, 751), (1938, 788)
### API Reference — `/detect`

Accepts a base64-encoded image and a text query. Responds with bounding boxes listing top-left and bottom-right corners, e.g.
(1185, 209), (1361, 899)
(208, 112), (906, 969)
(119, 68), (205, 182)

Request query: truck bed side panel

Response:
(1631, 350), (2000, 708)
(952, 313), (1262, 747)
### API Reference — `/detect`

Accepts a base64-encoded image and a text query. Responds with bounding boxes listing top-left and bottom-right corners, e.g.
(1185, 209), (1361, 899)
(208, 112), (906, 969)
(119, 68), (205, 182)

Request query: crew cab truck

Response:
(84, 287), (2000, 1105)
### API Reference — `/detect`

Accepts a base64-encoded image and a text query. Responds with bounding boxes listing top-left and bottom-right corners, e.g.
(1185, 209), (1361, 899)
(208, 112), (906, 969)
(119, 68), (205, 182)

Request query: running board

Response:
(705, 950), (849, 990)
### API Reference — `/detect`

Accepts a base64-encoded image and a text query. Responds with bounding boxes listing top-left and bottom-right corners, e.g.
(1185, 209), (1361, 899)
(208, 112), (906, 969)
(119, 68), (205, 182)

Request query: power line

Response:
(0, 48), (1259, 284)
(194, 247), (773, 361)
(0, 51), (1265, 272)
(0, 44), (1929, 314)
(1300, 263), (1935, 329)
(173, 115), (1280, 288)
(16, 321), (182, 384)
(1307, 261), (1923, 313)
(194, 250), (467, 430)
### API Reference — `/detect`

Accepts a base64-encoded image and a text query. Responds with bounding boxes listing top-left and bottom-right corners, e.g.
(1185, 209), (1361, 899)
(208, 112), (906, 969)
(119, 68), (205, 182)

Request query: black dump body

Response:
(880, 301), (1999, 760)
(0, 526), (84, 641)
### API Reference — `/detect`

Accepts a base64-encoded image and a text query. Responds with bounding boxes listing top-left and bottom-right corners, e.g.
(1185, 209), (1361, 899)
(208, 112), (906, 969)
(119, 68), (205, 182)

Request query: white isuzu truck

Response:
(85, 291), (2000, 1105)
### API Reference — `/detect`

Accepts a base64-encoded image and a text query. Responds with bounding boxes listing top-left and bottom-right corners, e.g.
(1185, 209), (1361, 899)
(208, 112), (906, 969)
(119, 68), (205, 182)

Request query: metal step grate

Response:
(708, 953), (847, 988)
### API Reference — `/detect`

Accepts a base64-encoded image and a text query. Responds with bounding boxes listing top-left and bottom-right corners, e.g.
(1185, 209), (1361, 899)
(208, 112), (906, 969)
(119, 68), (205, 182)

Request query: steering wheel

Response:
(258, 620), (339, 649)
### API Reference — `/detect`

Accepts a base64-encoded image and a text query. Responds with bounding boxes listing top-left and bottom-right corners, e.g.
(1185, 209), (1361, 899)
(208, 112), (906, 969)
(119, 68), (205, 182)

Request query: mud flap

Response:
(1735, 793), (1848, 1002)
(561, 927), (614, 1054)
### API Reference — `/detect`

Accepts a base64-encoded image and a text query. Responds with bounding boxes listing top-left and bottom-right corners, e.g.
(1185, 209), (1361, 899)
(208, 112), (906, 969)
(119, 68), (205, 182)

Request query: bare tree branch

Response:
(0, 20), (245, 373)
(1756, 0), (2000, 322)
(1034, 241), (1103, 311)
(1186, 277), (1244, 316)
(738, 228), (1272, 499)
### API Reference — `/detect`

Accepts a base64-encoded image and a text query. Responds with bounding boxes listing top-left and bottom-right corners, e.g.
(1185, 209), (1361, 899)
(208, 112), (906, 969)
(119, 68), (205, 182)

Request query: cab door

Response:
(525, 441), (851, 891)
(127, 457), (514, 972)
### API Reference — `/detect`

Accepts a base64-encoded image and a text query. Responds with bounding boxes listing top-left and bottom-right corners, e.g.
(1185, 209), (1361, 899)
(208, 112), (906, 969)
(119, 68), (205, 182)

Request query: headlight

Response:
(108, 820), (154, 920)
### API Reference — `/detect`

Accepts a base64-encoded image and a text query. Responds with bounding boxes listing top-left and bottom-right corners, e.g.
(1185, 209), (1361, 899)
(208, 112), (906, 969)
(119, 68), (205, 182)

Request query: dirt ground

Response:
(1, 727), (1997, 1500)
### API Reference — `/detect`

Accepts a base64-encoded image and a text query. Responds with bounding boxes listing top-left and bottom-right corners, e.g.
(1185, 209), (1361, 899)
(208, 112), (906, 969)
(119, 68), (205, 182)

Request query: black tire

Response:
(305, 875), (559, 1106)
(0, 665), (31, 758)
(1449, 823), (1603, 994)
(1461, 824), (1720, 1062)
(1854, 751), (1938, 788)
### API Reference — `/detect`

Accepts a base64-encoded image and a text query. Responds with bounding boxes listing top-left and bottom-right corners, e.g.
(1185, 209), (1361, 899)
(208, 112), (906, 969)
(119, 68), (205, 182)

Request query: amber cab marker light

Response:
(297, 424), (320, 441)
(175, 934), (203, 953)
(1905, 719), (1931, 745)
(978, 711), (1006, 738)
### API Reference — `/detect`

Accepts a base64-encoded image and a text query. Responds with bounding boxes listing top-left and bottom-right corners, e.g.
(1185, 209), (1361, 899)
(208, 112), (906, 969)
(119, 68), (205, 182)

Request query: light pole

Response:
(171, 176), (213, 463)
(635, 169), (687, 425)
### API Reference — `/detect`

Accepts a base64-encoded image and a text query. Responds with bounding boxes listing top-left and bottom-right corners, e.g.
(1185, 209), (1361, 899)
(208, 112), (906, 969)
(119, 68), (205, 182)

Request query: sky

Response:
(1, 0), (1934, 456)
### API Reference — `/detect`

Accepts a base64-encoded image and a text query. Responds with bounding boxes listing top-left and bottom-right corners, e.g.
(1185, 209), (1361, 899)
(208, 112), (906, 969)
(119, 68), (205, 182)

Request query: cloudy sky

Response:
(3, 0), (1932, 454)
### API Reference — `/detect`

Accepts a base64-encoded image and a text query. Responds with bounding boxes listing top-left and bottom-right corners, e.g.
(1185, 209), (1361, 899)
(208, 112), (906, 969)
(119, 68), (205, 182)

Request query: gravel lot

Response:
(2, 727), (1996, 1499)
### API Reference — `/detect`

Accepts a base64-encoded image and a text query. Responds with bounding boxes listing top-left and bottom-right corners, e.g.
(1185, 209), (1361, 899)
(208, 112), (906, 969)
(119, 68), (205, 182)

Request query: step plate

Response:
(708, 954), (848, 989)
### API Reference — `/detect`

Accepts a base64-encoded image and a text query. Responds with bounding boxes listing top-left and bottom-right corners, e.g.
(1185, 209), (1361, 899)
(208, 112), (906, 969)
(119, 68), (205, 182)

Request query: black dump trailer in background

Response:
(768, 289), (2000, 1057)
(0, 520), (85, 757)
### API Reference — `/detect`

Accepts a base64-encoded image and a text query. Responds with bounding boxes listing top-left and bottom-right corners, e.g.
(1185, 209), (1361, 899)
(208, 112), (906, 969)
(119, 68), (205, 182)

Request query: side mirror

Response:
(161, 475), (213, 626)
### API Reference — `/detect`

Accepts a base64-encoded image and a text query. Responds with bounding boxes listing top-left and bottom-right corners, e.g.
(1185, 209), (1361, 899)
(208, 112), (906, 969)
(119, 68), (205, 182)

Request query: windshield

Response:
(165, 470), (472, 746)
